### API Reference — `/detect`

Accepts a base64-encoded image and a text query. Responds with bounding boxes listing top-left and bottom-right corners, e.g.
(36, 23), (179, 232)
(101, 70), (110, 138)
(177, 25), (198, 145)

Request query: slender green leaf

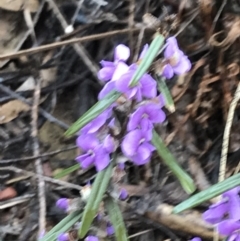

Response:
(156, 76), (175, 113)
(130, 34), (165, 86)
(79, 162), (114, 238)
(105, 196), (129, 241)
(65, 91), (121, 136)
(40, 211), (82, 241)
(173, 172), (240, 213)
(152, 130), (196, 194)
(54, 164), (80, 179)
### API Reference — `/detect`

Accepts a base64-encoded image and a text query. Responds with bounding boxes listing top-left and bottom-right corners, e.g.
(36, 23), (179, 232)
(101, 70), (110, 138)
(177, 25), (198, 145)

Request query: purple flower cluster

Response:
(202, 187), (240, 240)
(75, 37), (191, 171)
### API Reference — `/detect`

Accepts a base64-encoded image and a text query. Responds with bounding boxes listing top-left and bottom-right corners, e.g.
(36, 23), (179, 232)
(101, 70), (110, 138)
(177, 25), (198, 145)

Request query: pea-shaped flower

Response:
(98, 44), (130, 82)
(121, 129), (155, 165)
(162, 37), (191, 79)
(76, 134), (114, 171)
(127, 103), (166, 132)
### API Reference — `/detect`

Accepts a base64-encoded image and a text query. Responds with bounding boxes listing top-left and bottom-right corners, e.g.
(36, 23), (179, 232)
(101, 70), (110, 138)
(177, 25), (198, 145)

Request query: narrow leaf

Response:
(130, 33), (165, 86)
(105, 196), (129, 241)
(54, 164), (80, 179)
(173, 172), (240, 214)
(79, 162), (113, 238)
(152, 130), (196, 194)
(156, 76), (175, 113)
(65, 91), (121, 136)
(40, 211), (82, 241)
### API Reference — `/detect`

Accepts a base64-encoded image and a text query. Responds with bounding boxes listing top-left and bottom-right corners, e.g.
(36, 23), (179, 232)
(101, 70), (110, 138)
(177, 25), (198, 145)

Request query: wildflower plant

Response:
(40, 33), (195, 241)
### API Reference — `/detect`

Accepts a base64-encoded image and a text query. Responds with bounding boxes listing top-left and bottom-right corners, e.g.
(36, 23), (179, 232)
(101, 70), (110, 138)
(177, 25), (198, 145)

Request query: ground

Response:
(0, 0), (240, 240)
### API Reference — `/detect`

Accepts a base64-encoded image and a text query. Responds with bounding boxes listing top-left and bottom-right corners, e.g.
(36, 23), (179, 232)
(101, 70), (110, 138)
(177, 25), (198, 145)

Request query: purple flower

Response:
(57, 233), (69, 241)
(56, 198), (68, 212)
(138, 44), (149, 60)
(202, 200), (228, 224)
(38, 230), (45, 240)
(98, 44), (130, 82)
(121, 129), (155, 165)
(76, 134), (114, 171)
(81, 108), (113, 134)
(203, 187), (240, 224)
(127, 103), (166, 132)
(98, 62), (129, 99)
(115, 70), (157, 101)
(106, 225), (115, 236)
(217, 219), (240, 236)
(85, 236), (99, 241)
(203, 187), (240, 239)
(191, 238), (202, 241)
(119, 188), (128, 200)
(162, 37), (191, 79)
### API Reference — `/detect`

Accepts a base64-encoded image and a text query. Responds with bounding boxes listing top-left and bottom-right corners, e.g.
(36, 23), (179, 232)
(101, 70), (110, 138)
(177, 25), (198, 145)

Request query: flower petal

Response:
(100, 60), (115, 67)
(217, 220), (240, 235)
(190, 238), (202, 241)
(228, 233), (238, 241)
(81, 111), (110, 134)
(111, 62), (129, 81)
(164, 37), (179, 59)
(85, 236), (99, 241)
(202, 200), (228, 224)
(81, 155), (95, 169)
(114, 44), (130, 61)
(98, 66), (115, 82)
(76, 153), (90, 163)
(145, 103), (166, 123)
(76, 134), (99, 151)
(127, 106), (145, 131)
(121, 129), (142, 157)
(94, 147), (110, 171)
(143, 142), (155, 152)
(140, 118), (152, 131)
(103, 135), (114, 153)
(127, 86), (138, 100)
(162, 64), (174, 79)
(223, 187), (240, 220)
(172, 55), (191, 75)
(130, 142), (153, 165)
(115, 71), (133, 93)
(138, 44), (149, 60)
(98, 81), (116, 100)
(157, 94), (165, 108)
(140, 74), (157, 98)
(138, 142), (153, 160)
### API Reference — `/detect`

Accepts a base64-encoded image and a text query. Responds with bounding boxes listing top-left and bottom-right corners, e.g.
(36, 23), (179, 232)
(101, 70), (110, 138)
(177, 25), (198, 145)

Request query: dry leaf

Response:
(0, 0), (39, 12)
(0, 99), (29, 124)
(0, 10), (28, 67)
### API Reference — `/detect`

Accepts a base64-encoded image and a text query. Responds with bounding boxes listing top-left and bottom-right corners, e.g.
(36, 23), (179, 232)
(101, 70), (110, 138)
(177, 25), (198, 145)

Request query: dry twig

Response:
(0, 145), (76, 163)
(0, 166), (82, 191)
(218, 82), (240, 182)
(31, 75), (46, 236)
(0, 28), (141, 61)
(46, 0), (100, 80)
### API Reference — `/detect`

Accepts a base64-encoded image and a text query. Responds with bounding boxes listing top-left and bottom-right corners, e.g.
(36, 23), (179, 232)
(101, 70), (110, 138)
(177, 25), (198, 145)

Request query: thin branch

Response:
(0, 166), (82, 191)
(218, 82), (240, 182)
(31, 76), (46, 236)
(0, 84), (69, 129)
(0, 28), (141, 61)
(0, 145), (77, 163)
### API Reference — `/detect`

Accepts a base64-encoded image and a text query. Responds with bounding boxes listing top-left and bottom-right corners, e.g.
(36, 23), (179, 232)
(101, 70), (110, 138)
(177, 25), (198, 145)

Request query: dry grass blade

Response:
(218, 82), (240, 182)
